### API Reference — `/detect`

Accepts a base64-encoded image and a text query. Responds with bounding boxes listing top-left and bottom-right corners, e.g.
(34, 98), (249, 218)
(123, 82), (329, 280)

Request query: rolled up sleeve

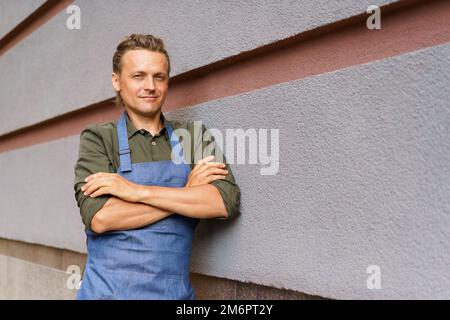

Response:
(194, 123), (241, 220)
(74, 127), (113, 231)
(211, 167), (241, 220)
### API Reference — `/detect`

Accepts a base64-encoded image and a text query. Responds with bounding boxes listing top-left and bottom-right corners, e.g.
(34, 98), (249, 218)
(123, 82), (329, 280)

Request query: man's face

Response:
(112, 49), (169, 117)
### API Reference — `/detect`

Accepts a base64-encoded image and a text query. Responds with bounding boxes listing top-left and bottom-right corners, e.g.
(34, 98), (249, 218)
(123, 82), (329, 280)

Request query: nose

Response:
(143, 76), (155, 91)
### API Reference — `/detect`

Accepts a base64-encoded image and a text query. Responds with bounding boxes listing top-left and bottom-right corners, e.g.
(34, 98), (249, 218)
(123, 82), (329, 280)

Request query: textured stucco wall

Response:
(0, 136), (85, 252)
(1, 42), (449, 299)
(0, 0), (45, 39)
(172, 43), (450, 299)
(0, 0), (398, 136)
(0, 254), (76, 299)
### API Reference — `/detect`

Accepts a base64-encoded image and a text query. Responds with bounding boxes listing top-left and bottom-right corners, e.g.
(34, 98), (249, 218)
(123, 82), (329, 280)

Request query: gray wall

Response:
(0, 255), (76, 299)
(0, 0), (45, 39)
(0, 0), (397, 136)
(1, 0), (449, 299)
(1, 42), (449, 299)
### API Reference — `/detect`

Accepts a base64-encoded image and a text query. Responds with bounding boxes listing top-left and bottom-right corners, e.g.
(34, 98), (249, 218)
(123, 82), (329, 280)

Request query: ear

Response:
(112, 72), (121, 92)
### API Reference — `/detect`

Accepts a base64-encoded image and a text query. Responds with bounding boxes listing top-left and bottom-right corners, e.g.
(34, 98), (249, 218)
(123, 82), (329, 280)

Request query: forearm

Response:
(91, 196), (172, 234)
(136, 184), (227, 219)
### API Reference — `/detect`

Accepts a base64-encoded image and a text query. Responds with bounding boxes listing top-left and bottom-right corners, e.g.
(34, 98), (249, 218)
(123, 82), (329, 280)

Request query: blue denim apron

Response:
(77, 112), (198, 300)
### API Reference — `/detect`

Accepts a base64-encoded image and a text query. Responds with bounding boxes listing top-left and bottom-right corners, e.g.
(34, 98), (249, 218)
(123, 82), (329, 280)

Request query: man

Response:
(73, 34), (240, 300)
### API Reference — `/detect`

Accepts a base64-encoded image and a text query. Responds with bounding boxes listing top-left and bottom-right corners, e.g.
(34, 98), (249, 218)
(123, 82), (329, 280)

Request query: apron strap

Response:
(117, 112), (132, 173)
(117, 111), (188, 172)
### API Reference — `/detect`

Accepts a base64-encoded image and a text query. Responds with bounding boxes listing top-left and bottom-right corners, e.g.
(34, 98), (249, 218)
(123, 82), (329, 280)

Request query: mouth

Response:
(140, 96), (158, 101)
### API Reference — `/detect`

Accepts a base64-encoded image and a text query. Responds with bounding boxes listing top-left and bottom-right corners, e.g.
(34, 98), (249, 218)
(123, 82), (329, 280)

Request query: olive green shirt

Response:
(74, 112), (240, 231)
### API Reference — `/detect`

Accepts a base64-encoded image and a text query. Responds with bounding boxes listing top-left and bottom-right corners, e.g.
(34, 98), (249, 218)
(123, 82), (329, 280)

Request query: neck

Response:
(125, 109), (163, 135)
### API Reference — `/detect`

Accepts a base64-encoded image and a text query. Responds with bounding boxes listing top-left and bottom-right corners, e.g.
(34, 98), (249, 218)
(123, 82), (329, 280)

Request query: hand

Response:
(81, 172), (142, 203)
(185, 155), (228, 188)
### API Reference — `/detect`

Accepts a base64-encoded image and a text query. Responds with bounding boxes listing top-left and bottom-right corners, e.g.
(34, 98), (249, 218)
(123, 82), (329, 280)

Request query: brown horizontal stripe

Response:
(0, 100), (123, 153)
(164, 0), (450, 111)
(0, 0), (449, 153)
(0, 0), (74, 56)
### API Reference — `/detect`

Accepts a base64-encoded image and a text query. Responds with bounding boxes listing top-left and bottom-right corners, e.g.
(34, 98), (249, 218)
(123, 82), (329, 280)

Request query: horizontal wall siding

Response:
(0, 0), (45, 39)
(0, 0), (397, 136)
(1, 42), (448, 299)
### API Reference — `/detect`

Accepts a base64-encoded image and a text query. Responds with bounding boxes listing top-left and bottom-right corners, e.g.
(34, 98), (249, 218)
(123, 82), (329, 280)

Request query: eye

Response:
(133, 74), (143, 79)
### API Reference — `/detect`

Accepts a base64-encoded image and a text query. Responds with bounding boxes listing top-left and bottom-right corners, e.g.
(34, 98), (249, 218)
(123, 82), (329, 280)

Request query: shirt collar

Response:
(125, 111), (168, 139)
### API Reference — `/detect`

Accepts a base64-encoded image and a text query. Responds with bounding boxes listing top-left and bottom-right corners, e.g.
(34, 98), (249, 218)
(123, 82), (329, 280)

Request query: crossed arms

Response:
(82, 156), (229, 234)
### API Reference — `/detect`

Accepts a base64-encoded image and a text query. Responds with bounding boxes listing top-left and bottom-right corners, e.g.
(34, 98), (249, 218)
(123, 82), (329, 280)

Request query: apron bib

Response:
(77, 112), (198, 300)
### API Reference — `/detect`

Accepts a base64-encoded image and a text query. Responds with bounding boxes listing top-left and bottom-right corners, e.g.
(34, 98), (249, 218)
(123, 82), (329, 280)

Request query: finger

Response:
(193, 155), (215, 170)
(195, 163), (209, 175)
(81, 175), (102, 191)
(192, 159), (208, 173)
(81, 182), (89, 192)
(85, 173), (99, 182)
(85, 172), (106, 182)
(90, 186), (108, 198)
(81, 177), (97, 192)
(191, 162), (204, 173)
(207, 162), (226, 168)
(208, 175), (227, 183)
(198, 163), (227, 175)
(83, 182), (101, 196)
(84, 177), (109, 196)
(202, 155), (215, 163)
(81, 182), (93, 193)
(197, 163), (228, 175)
(205, 168), (228, 176)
